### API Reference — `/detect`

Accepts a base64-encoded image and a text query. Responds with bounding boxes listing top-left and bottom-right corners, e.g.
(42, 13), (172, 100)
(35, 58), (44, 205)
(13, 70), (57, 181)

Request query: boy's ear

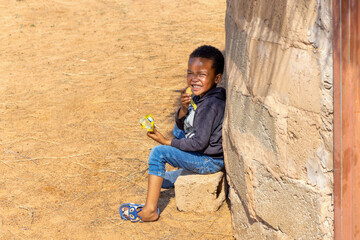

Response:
(214, 73), (222, 84)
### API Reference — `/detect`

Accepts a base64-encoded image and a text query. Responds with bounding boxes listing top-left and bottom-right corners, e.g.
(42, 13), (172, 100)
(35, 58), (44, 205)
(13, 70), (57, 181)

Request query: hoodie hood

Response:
(195, 86), (226, 104)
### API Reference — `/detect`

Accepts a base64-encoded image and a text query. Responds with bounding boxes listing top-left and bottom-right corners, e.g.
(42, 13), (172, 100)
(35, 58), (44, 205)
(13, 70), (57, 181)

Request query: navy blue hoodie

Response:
(171, 87), (226, 159)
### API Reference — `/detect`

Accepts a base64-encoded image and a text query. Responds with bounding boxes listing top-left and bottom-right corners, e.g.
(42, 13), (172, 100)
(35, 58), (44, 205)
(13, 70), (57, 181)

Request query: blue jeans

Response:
(148, 124), (224, 188)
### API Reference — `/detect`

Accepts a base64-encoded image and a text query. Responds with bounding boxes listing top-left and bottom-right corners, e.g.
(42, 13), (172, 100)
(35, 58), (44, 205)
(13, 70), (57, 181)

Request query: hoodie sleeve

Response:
(171, 103), (217, 152)
(174, 108), (186, 130)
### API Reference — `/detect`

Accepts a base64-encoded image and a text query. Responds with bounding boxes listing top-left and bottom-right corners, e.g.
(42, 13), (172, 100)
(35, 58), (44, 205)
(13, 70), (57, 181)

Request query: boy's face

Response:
(187, 57), (222, 97)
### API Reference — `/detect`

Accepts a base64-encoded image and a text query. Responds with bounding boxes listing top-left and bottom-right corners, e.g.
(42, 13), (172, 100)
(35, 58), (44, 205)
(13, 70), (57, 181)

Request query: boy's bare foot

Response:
(137, 206), (159, 222)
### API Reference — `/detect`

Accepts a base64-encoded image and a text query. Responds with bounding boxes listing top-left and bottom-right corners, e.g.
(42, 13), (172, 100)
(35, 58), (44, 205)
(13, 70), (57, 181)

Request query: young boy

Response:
(120, 45), (226, 222)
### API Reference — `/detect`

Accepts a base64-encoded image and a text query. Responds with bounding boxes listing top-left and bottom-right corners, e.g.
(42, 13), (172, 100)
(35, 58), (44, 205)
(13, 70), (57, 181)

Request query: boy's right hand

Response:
(179, 87), (191, 118)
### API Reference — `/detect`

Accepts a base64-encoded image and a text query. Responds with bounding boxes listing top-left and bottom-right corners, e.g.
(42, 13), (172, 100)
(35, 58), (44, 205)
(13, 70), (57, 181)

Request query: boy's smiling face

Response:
(187, 57), (222, 97)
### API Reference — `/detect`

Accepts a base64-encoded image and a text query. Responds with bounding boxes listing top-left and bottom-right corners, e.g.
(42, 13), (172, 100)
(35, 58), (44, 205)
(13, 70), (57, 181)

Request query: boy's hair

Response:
(189, 45), (224, 75)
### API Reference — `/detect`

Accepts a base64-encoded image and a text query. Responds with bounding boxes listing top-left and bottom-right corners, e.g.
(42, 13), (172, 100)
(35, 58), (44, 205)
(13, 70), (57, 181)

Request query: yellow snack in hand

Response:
(185, 87), (197, 110)
(185, 87), (192, 95)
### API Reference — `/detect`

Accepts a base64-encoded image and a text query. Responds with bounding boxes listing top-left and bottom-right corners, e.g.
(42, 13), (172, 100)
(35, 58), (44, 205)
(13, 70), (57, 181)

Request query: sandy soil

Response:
(0, 0), (233, 239)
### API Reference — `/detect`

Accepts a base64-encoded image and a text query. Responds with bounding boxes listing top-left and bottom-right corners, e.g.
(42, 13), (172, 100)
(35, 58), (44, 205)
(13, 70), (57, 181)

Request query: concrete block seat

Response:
(174, 170), (227, 212)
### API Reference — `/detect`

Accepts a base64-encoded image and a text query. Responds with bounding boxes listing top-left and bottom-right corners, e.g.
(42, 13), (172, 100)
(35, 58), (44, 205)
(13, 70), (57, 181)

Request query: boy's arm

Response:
(147, 129), (171, 145)
(178, 88), (191, 119)
(175, 88), (191, 130)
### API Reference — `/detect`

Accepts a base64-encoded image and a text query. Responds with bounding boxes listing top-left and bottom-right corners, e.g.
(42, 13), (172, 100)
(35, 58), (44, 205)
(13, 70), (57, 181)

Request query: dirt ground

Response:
(0, 0), (233, 239)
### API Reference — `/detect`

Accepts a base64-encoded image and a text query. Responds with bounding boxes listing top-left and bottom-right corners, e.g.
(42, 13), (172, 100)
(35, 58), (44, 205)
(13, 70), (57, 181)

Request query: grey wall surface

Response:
(223, 1), (334, 239)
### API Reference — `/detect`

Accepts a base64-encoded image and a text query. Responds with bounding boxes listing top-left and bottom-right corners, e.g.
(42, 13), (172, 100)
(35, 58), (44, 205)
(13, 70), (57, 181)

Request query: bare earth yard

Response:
(0, 0), (233, 239)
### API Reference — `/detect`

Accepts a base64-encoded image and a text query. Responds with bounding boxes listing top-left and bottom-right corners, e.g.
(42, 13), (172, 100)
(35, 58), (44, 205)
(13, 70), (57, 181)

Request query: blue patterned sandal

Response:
(119, 203), (160, 223)
(119, 203), (144, 222)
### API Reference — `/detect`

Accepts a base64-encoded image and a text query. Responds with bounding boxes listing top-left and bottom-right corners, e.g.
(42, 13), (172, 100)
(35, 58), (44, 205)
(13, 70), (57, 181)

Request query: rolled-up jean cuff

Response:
(148, 170), (165, 178)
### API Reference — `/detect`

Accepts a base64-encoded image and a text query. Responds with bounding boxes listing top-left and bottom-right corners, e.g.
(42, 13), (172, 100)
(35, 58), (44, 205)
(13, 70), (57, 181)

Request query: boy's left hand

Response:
(147, 128), (171, 146)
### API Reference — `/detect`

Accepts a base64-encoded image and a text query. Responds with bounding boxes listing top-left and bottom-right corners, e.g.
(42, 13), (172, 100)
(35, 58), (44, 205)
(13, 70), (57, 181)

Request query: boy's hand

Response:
(179, 87), (191, 118)
(147, 128), (171, 146)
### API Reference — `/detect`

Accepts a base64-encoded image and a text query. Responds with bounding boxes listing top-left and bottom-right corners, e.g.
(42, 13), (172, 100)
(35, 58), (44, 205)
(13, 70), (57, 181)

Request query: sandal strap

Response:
(128, 205), (142, 222)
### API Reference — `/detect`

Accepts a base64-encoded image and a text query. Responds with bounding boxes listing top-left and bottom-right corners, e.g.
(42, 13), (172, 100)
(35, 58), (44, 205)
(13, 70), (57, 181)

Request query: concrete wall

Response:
(223, 1), (333, 239)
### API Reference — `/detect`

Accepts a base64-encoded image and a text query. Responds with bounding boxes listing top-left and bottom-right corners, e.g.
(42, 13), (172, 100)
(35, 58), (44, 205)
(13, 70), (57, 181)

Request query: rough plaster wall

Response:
(223, 0), (333, 239)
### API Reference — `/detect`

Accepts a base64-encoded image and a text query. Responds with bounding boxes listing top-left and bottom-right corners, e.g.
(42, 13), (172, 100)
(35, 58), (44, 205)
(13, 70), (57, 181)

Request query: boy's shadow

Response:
(158, 188), (175, 213)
